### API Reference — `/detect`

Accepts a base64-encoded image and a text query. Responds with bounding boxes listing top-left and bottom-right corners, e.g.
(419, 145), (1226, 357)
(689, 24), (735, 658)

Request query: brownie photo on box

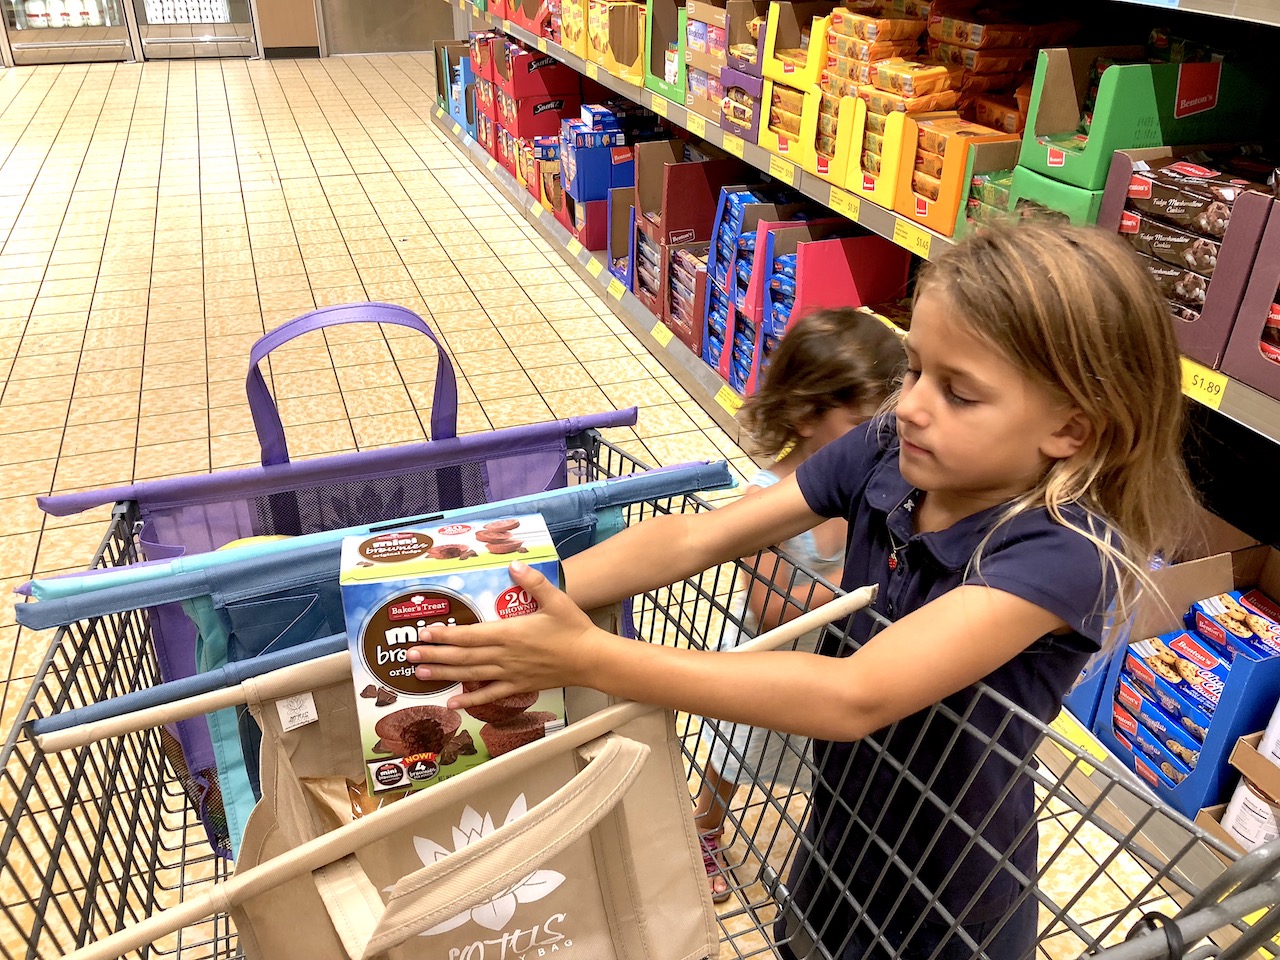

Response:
(1138, 253), (1208, 307)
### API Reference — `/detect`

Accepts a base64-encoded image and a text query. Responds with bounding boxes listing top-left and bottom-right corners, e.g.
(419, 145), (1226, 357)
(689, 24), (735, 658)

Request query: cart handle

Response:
(247, 303), (459, 467)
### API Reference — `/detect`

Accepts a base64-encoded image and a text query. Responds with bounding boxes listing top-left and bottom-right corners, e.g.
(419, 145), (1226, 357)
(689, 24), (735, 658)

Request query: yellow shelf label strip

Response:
(536, 37), (547, 51)
(721, 133), (745, 158)
(829, 187), (860, 222)
(715, 385), (743, 415)
(892, 218), (932, 260)
(586, 62), (600, 79)
(1049, 709), (1108, 778)
(650, 95), (669, 118)
(566, 237), (583, 256)
(651, 322), (674, 347)
(686, 113), (707, 138)
(768, 154), (797, 187)
(587, 257), (605, 277)
(1181, 357), (1228, 411)
(607, 277), (626, 300)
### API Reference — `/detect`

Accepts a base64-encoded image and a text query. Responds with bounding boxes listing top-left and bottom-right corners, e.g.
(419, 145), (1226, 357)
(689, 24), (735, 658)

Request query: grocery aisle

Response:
(0, 54), (757, 728)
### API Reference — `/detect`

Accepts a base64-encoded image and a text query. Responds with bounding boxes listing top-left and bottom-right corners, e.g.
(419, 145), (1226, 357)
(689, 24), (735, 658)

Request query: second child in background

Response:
(694, 309), (904, 903)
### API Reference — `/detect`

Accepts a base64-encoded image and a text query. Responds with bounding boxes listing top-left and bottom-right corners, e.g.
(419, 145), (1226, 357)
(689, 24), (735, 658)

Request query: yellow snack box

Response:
(872, 58), (963, 97)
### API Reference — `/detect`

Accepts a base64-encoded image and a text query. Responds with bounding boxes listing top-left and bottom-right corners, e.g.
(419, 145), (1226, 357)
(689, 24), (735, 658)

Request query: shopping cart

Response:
(2, 437), (1280, 960)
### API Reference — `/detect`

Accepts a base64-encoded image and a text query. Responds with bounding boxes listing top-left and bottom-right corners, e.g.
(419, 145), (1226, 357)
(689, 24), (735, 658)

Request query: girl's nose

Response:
(896, 380), (929, 427)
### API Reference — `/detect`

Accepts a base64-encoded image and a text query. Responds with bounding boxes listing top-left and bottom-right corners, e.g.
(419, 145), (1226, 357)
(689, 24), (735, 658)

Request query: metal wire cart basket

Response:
(2, 437), (1279, 959)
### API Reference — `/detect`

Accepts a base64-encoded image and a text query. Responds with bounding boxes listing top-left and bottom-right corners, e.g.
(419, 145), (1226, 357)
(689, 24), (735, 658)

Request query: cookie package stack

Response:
(1114, 586), (1280, 795)
(1117, 152), (1279, 329)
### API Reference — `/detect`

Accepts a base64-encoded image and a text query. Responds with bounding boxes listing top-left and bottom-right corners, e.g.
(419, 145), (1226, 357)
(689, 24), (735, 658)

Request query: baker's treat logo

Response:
(363, 588), (481, 695)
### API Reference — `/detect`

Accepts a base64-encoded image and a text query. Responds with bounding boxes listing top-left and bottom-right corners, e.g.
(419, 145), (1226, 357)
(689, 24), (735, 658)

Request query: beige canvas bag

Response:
(60, 589), (873, 960)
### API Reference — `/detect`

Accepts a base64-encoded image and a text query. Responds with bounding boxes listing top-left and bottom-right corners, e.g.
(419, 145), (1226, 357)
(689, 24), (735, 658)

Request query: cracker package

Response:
(926, 15), (1032, 49)
(872, 58), (962, 97)
(912, 170), (942, 200)
(826, 34), (917, 61)
(1127, 158), (1267, 238)
(969, 168), (1013, 209)
(914, 149), (943, 178)
(830, 11), (925, 42)
(1119, 210), (1220, 277)
(915, 114), (1002, 154)
(1188, 590), (1280, 662)
(1117, 674), (1202, 770)
(1127, 631), (1229, 725)
(935, 43), (1030, 74)
(1113, 701), (1192, 785)
(859, 84), (959, 114)
(973, 94), (1024, 134)
(341, 515), (567, 796)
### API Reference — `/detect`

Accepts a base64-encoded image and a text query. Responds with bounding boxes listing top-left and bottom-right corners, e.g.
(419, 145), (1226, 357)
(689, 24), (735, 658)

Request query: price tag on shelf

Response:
(650, 95), (669, 118)
(586, 62), (600, 80)
(686, 112), (707, 138)
(486, 157), (498, 171)
(1181, 357), (1228, 410)
(435, 107), (445, 119)
(651, 322), (674, 347)
(768, 155), (797, 186)
(1048, 709), (1109, 778)
(722, 133), (745, 158)
(532, 203), (545, 219)
(566, 237), (583, 256)
(829, 187), (860, 221)
(892, 219), (933, 259)
(536, 36), (547, 51)
(715, 385), (744, 415)
(452, 122), (462, 135)
(607, 277), (626, 300)
(587, 257), (605, 278)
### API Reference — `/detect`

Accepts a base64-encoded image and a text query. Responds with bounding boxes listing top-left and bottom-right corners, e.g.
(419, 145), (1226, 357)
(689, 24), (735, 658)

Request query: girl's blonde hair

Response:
(740, 308), (905, 459)
(914, 221), (1197, 622)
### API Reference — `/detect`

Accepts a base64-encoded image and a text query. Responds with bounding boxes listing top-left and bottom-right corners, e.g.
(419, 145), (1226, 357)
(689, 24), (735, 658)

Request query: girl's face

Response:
(804, 403), (868, 453)
(895, 292), (1087, 517)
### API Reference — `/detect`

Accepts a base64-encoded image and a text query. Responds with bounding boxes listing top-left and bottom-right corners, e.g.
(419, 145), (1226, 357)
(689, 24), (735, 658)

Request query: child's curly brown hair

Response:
(738, 308), (905, 459)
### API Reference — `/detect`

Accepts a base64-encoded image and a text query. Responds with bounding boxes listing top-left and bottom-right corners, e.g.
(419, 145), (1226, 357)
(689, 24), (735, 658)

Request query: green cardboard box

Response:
(1009, 165), (1104, 226)
(645, 0), (688, 104)
(1020, 46), (1272, 192)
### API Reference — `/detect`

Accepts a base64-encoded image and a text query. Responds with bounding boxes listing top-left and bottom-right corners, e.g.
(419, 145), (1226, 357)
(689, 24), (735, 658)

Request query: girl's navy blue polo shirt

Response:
(784, 419), (1112, 959)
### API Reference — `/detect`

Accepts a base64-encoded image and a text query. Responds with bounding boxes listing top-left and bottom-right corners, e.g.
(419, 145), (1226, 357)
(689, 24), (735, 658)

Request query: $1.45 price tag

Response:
(1180, 358), (1228, 411)
(892, 219), (932, 259)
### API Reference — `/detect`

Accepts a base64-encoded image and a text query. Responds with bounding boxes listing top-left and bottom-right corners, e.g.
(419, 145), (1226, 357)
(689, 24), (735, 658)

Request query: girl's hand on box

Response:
(408, 561), (602, 709)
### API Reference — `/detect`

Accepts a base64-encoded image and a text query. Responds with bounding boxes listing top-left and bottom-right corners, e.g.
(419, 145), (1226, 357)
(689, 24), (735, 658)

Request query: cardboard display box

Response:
(645, 0), (687, 104)
(469, 32), (500, 82)
(758, 80), (816, 168)
(1008, 165), (1101, 226)
(434, 41), (471, 111)
(1092, 545), (1280, 819)
(719, 66), (764, 143)
(476, 78), (497, 122)
(895, 115), (1019, 237)
(447, 53), (479, 143)
(663, 241), (710, 353)
(635, 139), (746, 244)
(1096, 147), (1271, 370)
(687, 66), (726, 123)
(1221, 200), (1280, 401)
(1020, 46), (1272, 192)
(561, 0), (589, 58)
(497, 91), (583, 139)
(608, 186), (636, 287)
(567, 194), (609, 250)
(847, 106), (913, 212)
(495, 45), (582, 98)
(760, 1), (832, 90)
(563, 140), (636, 202)
(588, 0), (647, 85)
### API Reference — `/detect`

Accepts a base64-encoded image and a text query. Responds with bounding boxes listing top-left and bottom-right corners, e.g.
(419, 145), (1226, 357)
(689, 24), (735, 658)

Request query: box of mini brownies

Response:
(341, 515), (566, 795)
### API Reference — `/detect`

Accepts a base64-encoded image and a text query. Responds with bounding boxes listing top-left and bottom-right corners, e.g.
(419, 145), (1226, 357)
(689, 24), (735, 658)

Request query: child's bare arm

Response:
(562, 477), (824, 611)
(411, 571), (1066, 742)
(742, 549), (839, 632)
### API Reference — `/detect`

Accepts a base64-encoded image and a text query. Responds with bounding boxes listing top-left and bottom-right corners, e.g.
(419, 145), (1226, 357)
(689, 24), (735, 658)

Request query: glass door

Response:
(3, 0), (131, 63)
(131, 0), (255, 58)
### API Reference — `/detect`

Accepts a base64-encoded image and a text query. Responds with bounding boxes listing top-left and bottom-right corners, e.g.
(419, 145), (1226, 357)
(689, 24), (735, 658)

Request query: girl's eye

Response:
(903, 367), (921, 382)
(945, 385), (976, 406)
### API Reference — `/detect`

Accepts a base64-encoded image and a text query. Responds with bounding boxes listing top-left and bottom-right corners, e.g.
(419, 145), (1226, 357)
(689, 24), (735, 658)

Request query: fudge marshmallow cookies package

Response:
(341, 514), (566, 797)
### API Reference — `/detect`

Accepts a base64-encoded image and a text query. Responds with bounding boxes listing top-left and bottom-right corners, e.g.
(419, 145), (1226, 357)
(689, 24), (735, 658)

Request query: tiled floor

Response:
(0, 52), (1207, 960)
(0, 54), (758, 724)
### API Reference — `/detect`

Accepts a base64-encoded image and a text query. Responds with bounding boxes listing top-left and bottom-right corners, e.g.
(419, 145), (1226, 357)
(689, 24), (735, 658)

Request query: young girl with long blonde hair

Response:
(408, 221), (1196, 959)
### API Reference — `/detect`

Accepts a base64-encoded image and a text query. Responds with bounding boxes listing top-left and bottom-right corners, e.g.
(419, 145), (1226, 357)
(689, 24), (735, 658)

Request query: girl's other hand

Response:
(408, 561), (601, 710)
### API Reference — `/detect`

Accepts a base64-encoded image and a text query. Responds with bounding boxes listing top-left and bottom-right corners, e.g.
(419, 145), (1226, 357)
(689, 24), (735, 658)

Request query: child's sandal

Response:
(699, 832), (733, 904)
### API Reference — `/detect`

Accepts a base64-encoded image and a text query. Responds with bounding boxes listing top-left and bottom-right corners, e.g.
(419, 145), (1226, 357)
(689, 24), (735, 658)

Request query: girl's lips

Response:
(900, 437), (930, 458)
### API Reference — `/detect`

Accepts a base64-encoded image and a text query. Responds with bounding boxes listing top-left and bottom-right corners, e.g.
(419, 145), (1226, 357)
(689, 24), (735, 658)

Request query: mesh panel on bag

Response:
(250, 464), (487, 536)
(160, 726), (232, 858)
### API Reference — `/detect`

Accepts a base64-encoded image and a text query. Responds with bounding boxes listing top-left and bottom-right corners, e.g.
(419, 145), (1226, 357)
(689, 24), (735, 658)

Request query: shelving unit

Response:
(445, 0), (1280, 452)
(429, 105), (749, 443)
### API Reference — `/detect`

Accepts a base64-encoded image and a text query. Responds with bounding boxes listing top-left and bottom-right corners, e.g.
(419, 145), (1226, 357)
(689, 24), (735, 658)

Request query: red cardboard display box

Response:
(1098, 148), (1272, 371)
(469, 33), (501, 82)
(1222, 199), (1280, 401)
(496, 45), (582, 98)
(663, 242), (710, 355)
(635, 139), (746, 244)
(497, 91), (584, 139)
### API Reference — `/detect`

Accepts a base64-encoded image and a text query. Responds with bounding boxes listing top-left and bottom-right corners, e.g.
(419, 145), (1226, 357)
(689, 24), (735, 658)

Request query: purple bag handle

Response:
(247, 303), (459, 467)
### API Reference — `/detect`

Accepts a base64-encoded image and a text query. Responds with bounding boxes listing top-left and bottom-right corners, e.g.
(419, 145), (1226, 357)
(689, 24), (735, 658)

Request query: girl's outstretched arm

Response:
(562, 474), (824, 611)
(410, 565), (1070, 742)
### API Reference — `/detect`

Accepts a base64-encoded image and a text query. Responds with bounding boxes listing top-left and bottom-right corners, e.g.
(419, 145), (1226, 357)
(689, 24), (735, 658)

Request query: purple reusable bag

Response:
(39, 303), (638, 856)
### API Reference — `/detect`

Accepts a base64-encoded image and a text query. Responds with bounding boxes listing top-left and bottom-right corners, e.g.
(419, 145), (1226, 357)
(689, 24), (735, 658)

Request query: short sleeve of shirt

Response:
(965, 512), (1112, 650)
(796, 420), (888, 521)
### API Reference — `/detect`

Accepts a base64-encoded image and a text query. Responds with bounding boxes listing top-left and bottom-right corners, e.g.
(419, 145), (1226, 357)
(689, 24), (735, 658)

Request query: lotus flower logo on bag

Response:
(410, 796), (568, 937)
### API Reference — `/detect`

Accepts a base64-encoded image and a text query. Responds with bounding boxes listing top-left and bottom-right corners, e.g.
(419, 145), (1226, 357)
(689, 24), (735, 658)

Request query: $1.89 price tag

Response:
(1180, 358), (1227, 410)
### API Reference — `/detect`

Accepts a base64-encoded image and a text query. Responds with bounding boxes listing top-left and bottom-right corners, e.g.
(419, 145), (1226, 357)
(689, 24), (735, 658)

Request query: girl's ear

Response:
(1042, 409), (1093, 461)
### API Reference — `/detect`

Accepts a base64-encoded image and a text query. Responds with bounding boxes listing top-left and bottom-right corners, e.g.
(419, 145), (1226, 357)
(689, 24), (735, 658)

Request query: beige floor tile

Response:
(134, 439), (209, 480)
(52, 448), (132, 493)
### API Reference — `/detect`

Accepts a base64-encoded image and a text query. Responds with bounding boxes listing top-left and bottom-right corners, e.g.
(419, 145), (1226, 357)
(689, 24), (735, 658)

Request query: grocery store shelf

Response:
(1110, 0), (1280, 28)
(1181, 358), (1280, 447)
(449, 0), (954, 262)
(428, 104), (748, 445)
